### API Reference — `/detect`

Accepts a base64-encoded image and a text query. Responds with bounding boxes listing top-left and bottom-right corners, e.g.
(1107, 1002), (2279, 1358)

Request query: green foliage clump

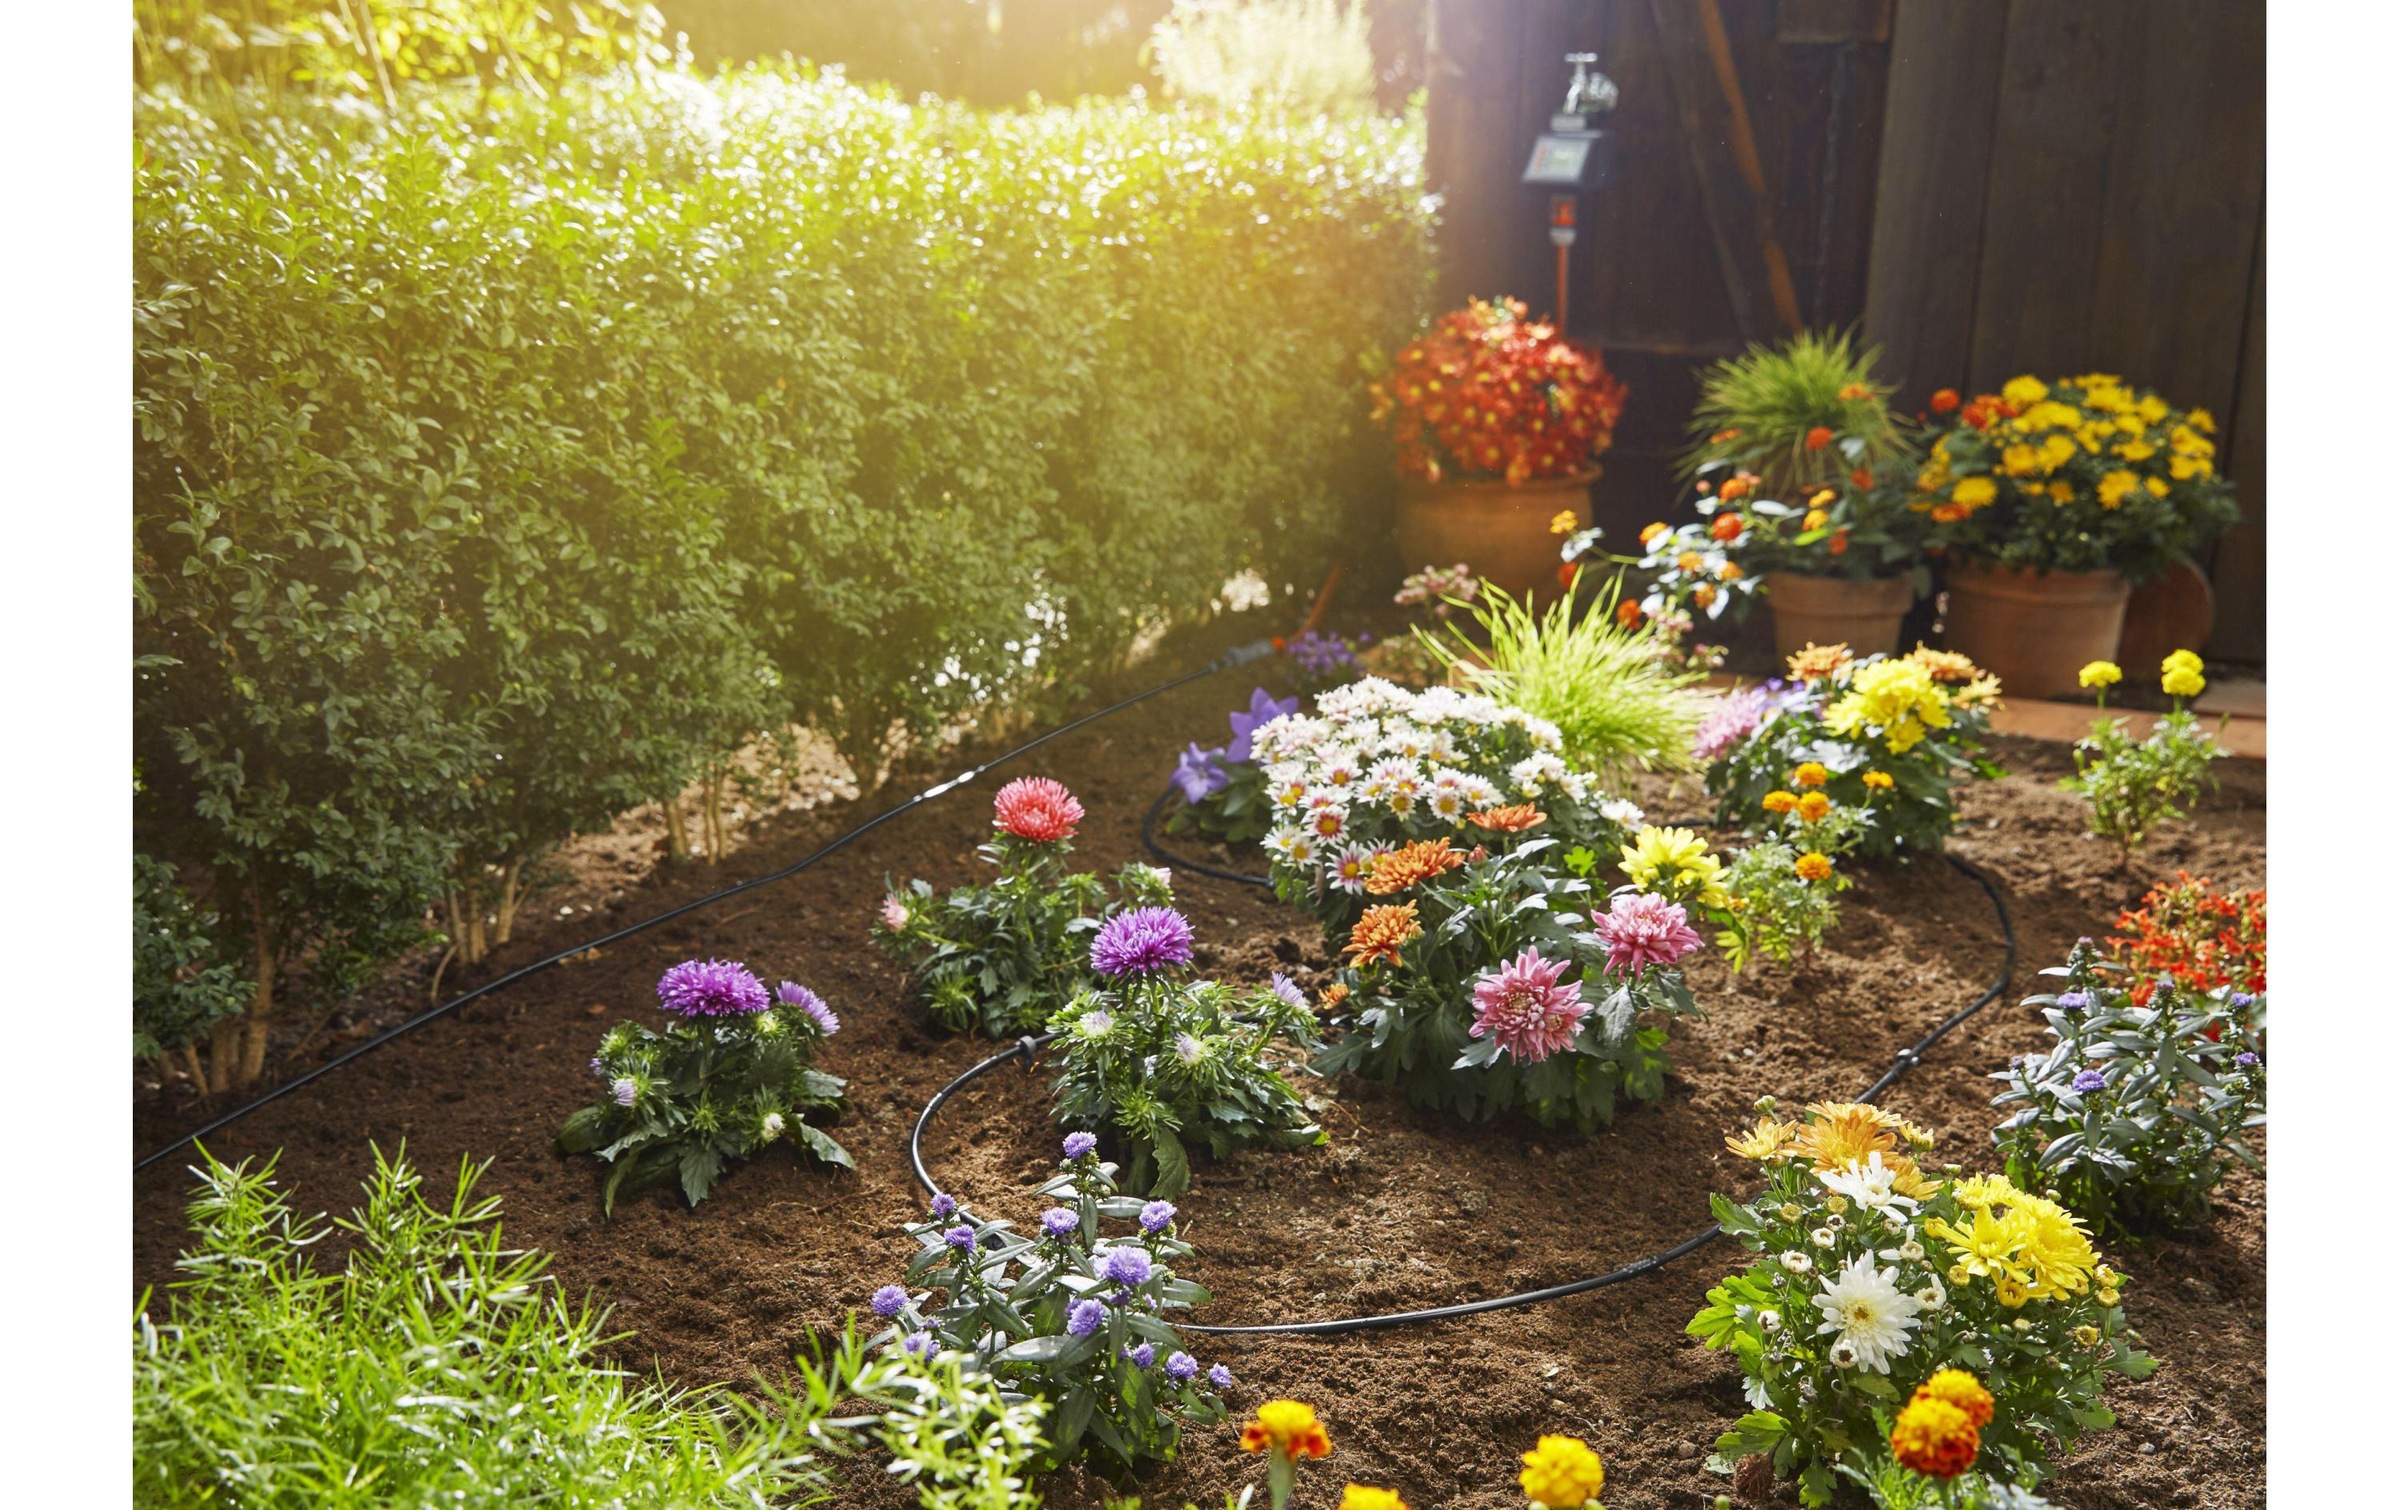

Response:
(2062, 711), (2225, 856)
(876, 1148), (1230, 1477)
(134, 1146), (894, 1508)
(1420, 573), (1705, 783)
(1047, 971), (1323, 1197)
(877, 1352), (1051, 1510)
(1720, 841), (1842, 971)
(134, 854), (252, 1072)
(134, 63), (1434, 1083)
(1992, 944), (2265, 1238)
(1148, 0), (1376, 117)
(557, 961), (851, 1213)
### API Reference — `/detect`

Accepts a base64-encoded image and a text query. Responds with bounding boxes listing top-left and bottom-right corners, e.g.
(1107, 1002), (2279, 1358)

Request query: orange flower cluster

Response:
(1371, 298), (1628, 485)
(1346, 903), (1424, 968)
(1958, 394), (2018, 431)
(1241, 1399), (1332, 1461)
(2111, 872), (2266, 996)
(1364, 839), (1468, 895)
(1468, 803), (1547, 833)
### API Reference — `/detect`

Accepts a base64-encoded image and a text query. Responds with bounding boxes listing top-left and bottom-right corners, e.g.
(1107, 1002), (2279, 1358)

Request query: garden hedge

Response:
(134, 66), (1434, 1080)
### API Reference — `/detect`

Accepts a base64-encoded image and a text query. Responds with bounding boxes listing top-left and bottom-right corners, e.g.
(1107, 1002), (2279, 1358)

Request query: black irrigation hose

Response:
(908, 836), (2018, 1338)
(134, 639), (1282, 1175)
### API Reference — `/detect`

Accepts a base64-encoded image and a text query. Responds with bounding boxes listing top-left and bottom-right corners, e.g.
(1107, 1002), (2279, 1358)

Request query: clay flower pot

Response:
(1395, 470), (1596, 601)
(1762, 572), (1917, 662)
(1942, 559), (2131, 699)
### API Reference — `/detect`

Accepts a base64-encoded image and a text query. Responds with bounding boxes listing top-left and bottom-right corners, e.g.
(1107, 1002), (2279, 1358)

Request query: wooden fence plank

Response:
(2210, 226), (2266, 663)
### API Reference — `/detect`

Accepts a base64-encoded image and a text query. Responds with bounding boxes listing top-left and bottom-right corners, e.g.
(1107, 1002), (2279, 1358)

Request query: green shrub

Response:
(134, 854), (254, 1082)
(133, 65), (1433, 1081)
(134, 1145), (897, 1507)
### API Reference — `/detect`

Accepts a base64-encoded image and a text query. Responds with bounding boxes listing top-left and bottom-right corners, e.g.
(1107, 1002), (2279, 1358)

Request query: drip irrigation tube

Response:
(910, 828), (2017, 1337)
(134, 640), (1281, 1175)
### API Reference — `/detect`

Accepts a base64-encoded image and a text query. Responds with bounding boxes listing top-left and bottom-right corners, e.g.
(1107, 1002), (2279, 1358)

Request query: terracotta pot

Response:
(1395, 470), (1596, 601)
(1762, 572), (1918, 663)
(1942, 559), (2131, 699)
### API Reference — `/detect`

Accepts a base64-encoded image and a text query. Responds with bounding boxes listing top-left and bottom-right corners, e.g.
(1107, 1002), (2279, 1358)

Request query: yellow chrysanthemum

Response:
(1620, 826), (1731, 910)
(1953, 674), (2003, 707)
(2078, 661), (2122, 690)
(2116, 438), (2157, 462)
(1519, 1435), (1606, 1509)
(1904, 645), (1982, 685)
(1924, 1202), (2034, 1290)
(2011, 1189), (2100, 1301)
(1725, 1117), (1799, 1160)
(2160, 648), (2206, 700)
(1999, 443), (2040, 476)
(2037, 433), (2077, 472)
(2001, 375), (2048, 408)
(1823, 659), (1953, 755)
(1950, 476), (1997, 509)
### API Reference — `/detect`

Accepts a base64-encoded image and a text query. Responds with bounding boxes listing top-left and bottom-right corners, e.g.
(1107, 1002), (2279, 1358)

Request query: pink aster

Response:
(1591, 892), (1705, 975)
(993, 776), (1084, 844)
(1468, 948), (1588, 1063)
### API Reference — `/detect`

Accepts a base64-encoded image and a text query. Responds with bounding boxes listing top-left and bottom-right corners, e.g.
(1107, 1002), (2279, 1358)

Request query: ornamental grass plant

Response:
(135, 1146), (898, 1509)
(1681, 329), (1910, 499)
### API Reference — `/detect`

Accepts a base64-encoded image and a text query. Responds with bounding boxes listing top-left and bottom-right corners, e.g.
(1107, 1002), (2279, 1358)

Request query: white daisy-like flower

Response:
(1384, 787), (1417, 817)
(1265, 826), (1318, 867)
(1899, 1238), (1925, 1262)
(1329, 845), (1376, 894)
(1556, 770), (1594, 801)
(1366, 757), (1421, 794)
(1599, 797), (1647, 828)
(1422, 728), (1461, 764)
(1882, 1210), (1909, 1235)
(1915, 1280), (1947, 1312)
(1318, 748), (1364, 787)
(1380, 722), (1434, 760)
(1508, 753), (1569, 794)
(1306, 806), (1347, 841)
(1824, 1213), (1846, 1232)
(1811, 1227), (1836, 1249)
(1811, 1252), (1924, 1375)
(1759, 1309), (1781, 1333)
(1459, 774), (1506, 809)
(1817, 1153), (1919, 1213)
(1426, 787), (1468, 822)
(1781, 1251), (1813, 1275)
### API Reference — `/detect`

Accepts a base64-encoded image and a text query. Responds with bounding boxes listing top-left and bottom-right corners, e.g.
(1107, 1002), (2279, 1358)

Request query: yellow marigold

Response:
(1345, 904), (1423, 968)
(1802, 507), (1830, 530)
(1796, 791), (1831, 822)
(2161, 648), (2206, 700)
(1364, 839), (1467, 895)
(1785, 642), (1853, 682)
(2116, 437), (2157, 462)
(1640, 521), (1668, 546)
(1999, 442), (2040, 476)
(1861, 770), (1894, 790)
(1950, 476), (1997, 510)
(1468, 803), (1546, 833)
(2096, 469), (2142, 508)
(1549, 509), (1580, 536)
(1725, 1116), (1798, 1160)
(2078, 660), (2122, 690)
(2037, 433), (2077, 472)
(1891, 1394), (1979, 1479)
(2018, 400), (2083, 432)
(1761, 790), (1800, 815)
(1519, 1435), (1606, 1509)
(1241, 1399), (1331, 1461)
(2144, 475), (2170, 497)
(2188, 406), (2217, 434)
(1905, 645), (1982, 685)
(1718, 561), (1745, 581)
(1792, 761), (1829, 787)
(1823, 659), (1953, 755)
(1794, 851), (1834, 882)
(1339, 1487), (1411, 1510)
(2000, 374), (2049, 408)
(2045, 479), (2076, 502)
(1916, 1368), (1995, 1428)
(1810, 487), (1838, 508)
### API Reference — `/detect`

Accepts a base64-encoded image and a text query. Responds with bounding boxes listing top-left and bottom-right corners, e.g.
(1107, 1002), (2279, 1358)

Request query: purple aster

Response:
(2235, 1051), (2259, 1067)
(1091, 907), (1196, 978)
(776, 980), (840, 1035)
(1225, 687), (1302, 765)
(2056, 991), (2090, 1010)
(902, 1331), (936, 1360)
(1125, 1342), (1157, 1370)
(1269, 973), (1308, 1011)
(1139, 1200), (1177, 1233)
(930, 1193), (958, 1219)
(1063, 1131), (1099, 1159)
(1209, 1363), (1233, 1389)
(943, 1224), (976, 1252)
(2230, 991), (2256, 1007)
(611, 1076), (638, 1107)
(1285, 631), (1363, 680)
(1173, 743), (1231, 803)
(589, 1056), (607, 1078)
(1099, 1246), (1153, 1287)
(1040, 1207), (1080, 1239)
(871, 1284), (909, 1318)
(657, 958), (771, 1018)
(1165, 1350), (1200, 1382)
(1066, 1298), (1107, 1337)
(2071, 1069), (2108, 1093)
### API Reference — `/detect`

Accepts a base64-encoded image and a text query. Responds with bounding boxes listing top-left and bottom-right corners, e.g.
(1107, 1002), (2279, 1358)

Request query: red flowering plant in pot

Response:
(1370, 297), (1627, 599)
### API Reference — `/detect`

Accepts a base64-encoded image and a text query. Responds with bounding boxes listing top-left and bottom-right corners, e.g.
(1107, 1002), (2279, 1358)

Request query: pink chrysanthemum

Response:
(1468, 948), (1588, 1063)
(993, 776), (1084, 844)
(1592, 891), (1705, 975)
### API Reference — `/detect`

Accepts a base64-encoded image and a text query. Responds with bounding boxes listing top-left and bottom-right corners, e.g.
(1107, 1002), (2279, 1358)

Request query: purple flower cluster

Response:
(2056, 991), (2091, 1010)
(871, 1284), (909, 1318)
(775, 980), (840, 1035)
(902, 1332), (936, 1360)
(1066, 1298), (1108, 1337)
(1165, 1350), (1200, 1382)
(1040, 1207), (1080, 1239)
(2235, 1051), (2259, 1068)
(1063, 1131), (1098, 1159)
(2071, 1068), (2108, 1093)
(1286, 630), (1369, 680)
(943, 1225), (976, 1252)
(656, 958), (771, 1018)
(1209, 1362), (1234, 1389)
(931, 1194), (959, 1219)
(1173, 688), (1300, 802)
(1091, 907), (1196, 978)
(1099, 1246), (1153, 1287)
(1139, 1200), (1177, 1233)
(1125, 1342), (1157, 1370)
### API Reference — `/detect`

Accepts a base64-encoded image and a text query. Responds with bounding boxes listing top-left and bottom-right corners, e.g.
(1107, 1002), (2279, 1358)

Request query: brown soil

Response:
(133, 636), (2265, 1510)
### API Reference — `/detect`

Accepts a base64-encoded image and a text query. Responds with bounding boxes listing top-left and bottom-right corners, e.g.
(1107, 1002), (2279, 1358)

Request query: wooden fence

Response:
(1425, 0), (2264, 660)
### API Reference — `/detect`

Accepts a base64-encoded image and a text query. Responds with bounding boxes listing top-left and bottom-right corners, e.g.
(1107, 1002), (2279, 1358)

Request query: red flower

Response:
(992, 776), (1084, 844)
(1929, 388), (1961, 414)
(1709, 513), (1744, 542)
(1850, 467), (1875, 490)
(1804, 425), (1835, 451)
(1614, 598), (1645, 629)
(1718, 474), (1754, 502)
(1827, 529), (1849, 555)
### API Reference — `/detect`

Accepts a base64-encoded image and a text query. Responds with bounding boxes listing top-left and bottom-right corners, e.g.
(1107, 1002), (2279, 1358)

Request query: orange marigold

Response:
(1906, 644), (1983, 684)
(1793, 762), (1829, 787)
(1346, 904), (1423, 968)
(1614, 598), (1646, 629)
(1929, 388), (1961, 414)
(1915, 1368), (1996, 1429)
(1469, 804), (1547, 833)
(1862, 770), (1895, 790)
(1804, 425), (1835, 451)
(1761, 790), (1800, 815)
(1364, 839), (1467, 895)
(1241, 1399), (1332, 1461)
(1850, 467), (1875, 489)
(1320, 981), (1350, 1009)
(1891, 1395), (1979, 1479)
(1719, 474), (1754, 501)
(1794, 851), (1834, 882)
(1796, 791), (1831, 822)
(1709, 512), (1744, 542)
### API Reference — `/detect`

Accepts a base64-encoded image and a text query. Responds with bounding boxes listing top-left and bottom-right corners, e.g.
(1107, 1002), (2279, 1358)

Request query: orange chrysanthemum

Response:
(1906, 644), (1984, 684)
(1241, 1400), (1332, 1461)
(1345, 904), (1424, 968)
(1320, 981), (1350, 1009)
(1891, 1395), (1979, 1479)
(1614, 598), (1646, 629)
(1364, 839), (1468, 895)
(1786, 642), (1854, 682)
(1469, 803), (1547, 833)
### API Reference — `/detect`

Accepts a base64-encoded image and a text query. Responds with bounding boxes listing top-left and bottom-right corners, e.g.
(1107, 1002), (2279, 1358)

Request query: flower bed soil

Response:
(133, 649), (2265, 1510)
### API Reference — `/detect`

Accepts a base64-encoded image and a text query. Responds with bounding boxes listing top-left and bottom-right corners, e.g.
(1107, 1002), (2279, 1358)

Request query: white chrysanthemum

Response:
(1330, 845), (1376, 894)
(1365, 757), (1421, 794)
(1781, 1250), (1813, 1274)
(1422, 728), (1461, 764)
(1811, 1252), (1923, 1375)
(1508, 753), (1569, 794)
(1264, 826), (1315, 865)
(1306, 806), (1347, 841)
(1817, 1153), (1918, 1213)
(1914, 1274), (1947, 1311)
(1426, 787), (1468, 821)
(1379, 722), (1435, 760)
(1318, 748), (1364, 787)
(1600, 797), (1647, 828)
(1459, 774), (1506, 809)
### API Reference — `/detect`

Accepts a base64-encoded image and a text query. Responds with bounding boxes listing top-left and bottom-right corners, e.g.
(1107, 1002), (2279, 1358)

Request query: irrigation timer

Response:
(1521, 52), (1621, 329)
